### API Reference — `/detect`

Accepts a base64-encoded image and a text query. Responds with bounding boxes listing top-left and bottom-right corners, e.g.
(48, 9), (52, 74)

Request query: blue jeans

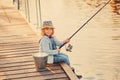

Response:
(53, 53), (70, 65)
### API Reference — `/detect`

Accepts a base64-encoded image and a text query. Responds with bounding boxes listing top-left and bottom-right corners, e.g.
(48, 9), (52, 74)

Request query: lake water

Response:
(18, 0), (120, 80)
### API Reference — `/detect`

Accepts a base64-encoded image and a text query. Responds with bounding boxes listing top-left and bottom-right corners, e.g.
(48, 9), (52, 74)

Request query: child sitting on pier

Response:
(39, 21), (70, 65)
(39, 21), (82, 79)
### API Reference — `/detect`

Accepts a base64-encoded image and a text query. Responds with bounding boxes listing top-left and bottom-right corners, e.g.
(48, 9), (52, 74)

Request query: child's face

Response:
(44, 28), (53, 37)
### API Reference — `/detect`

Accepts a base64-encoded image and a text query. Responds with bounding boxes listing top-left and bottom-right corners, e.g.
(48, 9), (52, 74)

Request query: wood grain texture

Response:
(60, 62), (79, 80)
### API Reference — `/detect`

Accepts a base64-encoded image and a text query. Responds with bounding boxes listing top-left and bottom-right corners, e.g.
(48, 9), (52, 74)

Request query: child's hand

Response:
(65, 38), (70, 43)
(57, 48), (61, 52)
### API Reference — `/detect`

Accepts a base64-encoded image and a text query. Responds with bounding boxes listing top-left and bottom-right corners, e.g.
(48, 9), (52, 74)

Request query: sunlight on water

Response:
(19, 0), (120, 80)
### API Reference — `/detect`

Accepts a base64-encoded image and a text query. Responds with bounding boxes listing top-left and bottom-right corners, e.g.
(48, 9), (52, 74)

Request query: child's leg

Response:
(54, 53), (82, 79)
(53, 53), (70, 65)
(58, 53), (70, 65)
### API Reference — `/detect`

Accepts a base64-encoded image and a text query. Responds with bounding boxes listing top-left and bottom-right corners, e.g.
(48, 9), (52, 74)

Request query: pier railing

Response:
(13, 0), (42, 28)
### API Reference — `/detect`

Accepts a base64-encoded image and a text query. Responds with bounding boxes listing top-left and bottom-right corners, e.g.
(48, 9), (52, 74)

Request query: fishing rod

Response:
(59, 0), (111, 49)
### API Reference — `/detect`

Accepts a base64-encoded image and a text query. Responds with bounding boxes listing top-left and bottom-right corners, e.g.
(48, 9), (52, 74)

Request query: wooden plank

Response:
(0, 65), (61, 76)
(0, 27), (33, 31)
(0, 24), (30, 28)
(0, 60), (60, 67)
(0, 54), (32, 59)
(0, 52), (38, 60)
(0, 41), (38, 45)
(0, 48), (38, 54)
(0, 55), (34, 60)
(0, 72), (7, 80)
(0, 42), (38, 47)
(0, 65), (65, 80)
(0, 35), (36, 39)
(0, 36), (38, 41)
(0, 64), (35, 72)
(0, 63), (61, 72)
(0, 50), (38, 58)
(4, 69), (64, 79)
(0, 56), (32, 60)
(0, 56), (33, 62)
(0, 61), (34, 68)
(60, 62), (78, 80)
(0, 40), (37, 44)
(0, 45), (38, 50)
(0, 45), (38, 51)
(0, 49), (38, 54)
(0, 47), (38, 53)
(0, 35), (37, 39)
(0, 27), (31, 30)
(0, 23), (27, 27)
(0, 37), (38, 42)
(0, 51), (38, 58)
(0, 51), (34, 56)
(0, 34), (35, 38)
(0, 57), (34, 66)
(56, 77), (69, 80)
(0, 59), (33, 65)
(0, 46), (38, 51)
(0, 31), (36, 35)
(5, 73), (67, 80)
(0, 29), (34, 33)
(0, 39), (37, 43)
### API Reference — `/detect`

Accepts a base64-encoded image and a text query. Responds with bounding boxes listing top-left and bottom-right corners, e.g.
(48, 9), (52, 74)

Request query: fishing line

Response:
(59, 0), (111, 49)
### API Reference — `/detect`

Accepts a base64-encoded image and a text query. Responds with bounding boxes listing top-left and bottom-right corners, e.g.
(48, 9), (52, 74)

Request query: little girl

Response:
(39, 21), (70, 65)
(39, 21), (82, 79)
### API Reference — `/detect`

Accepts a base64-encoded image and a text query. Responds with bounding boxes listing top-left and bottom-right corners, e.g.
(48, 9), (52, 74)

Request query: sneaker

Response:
(71, 67), (82, 79)
(76, 75), (82, 79)
(71, 67), (75, 73)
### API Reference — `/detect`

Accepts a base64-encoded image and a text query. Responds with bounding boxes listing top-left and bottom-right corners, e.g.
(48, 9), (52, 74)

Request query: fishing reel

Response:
(65, 44), (73, 52)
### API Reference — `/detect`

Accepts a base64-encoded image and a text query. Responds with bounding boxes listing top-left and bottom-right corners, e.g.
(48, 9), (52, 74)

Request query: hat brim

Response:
(41, 26), (55, 30)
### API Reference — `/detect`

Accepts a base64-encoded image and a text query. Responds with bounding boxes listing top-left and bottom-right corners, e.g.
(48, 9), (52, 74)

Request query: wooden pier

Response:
(0, 0), (78, 80)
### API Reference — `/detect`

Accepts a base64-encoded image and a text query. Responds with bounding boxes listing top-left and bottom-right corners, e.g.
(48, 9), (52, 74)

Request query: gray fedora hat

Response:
(41, 21), (54, 29)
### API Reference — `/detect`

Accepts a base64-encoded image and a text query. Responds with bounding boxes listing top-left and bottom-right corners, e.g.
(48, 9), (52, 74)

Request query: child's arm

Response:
(54, 37), (70, 47)
(54, 37), (64, 46)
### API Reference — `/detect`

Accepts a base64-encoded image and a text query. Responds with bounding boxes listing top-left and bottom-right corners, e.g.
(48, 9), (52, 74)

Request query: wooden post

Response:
(60, 62), (79, 80)
(18, 0), (20, 10)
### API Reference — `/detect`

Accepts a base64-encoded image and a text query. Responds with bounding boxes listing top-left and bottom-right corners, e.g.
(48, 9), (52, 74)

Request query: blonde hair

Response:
(41, 28), (54, 36)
